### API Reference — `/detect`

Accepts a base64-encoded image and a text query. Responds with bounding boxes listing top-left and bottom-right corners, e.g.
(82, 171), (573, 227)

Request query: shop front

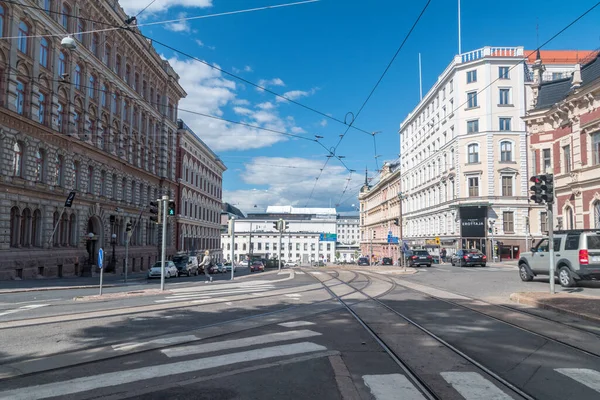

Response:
(459, 206), (488, 257)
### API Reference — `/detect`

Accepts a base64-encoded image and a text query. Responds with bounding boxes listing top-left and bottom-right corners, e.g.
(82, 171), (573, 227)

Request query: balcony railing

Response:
(460, 46), (523, 63)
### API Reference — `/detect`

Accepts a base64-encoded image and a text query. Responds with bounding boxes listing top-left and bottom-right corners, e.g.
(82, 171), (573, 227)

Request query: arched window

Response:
(101, 83), (107, 107)
(52, 211), (60, 246)
(111, 92), (117, 114)
(0, 6), (5, 38)
(10, 207), (20, 247)
(76, 19), (84, 42)
(125, 64), (131, 85)
(16, 80), (26, 115)
(20, 208), (31, 246)
(35, 149), (45, 182)
(594, 201), (600, 229)
(61, 212), (69, 246)
(58, 51), (67, 76)
(18, 21), (29, 53)
(467, 144), (479, 164)
(92, 33), (99, 57)
(44, 0), (52, 14)
(61, 3), (70, 29)
(32, 209), (42, 247)
(115, 54), (121, 76)
(40, 38), (50, 68)
(74, 64), (82, 90)
(500, 141), (513, 162)
(86, 166), (95, 193)
(566, 207), (574, 230)
(13, 142), (23, 177)
(69, 213), (77, 246)
(88, 75), (96, 99)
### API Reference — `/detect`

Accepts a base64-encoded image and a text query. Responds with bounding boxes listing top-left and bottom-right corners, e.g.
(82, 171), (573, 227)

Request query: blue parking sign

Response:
(98, 248), (104, 269)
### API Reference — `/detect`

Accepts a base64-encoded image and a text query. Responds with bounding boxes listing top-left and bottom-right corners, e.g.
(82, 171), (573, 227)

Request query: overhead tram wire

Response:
(4, 0), (375, 137)
(304, 0), (432, 207)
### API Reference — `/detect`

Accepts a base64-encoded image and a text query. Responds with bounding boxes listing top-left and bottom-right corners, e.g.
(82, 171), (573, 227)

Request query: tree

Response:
(335, 251), (341, 261)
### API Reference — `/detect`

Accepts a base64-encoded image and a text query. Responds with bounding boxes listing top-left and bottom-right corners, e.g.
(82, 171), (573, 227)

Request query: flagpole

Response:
(419, 53), (423, 101)
(458, 0), (462, 54)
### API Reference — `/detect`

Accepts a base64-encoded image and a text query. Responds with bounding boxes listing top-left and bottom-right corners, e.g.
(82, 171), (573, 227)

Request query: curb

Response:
(509, 293), (600, 324)
(0, 279), (147, 294)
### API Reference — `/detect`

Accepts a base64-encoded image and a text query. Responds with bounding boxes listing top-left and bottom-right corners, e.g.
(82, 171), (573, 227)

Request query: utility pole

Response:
(125, 221), (132, 283)
(278, 219), (284, 271)
(229, 217), (235, 281)
(548, 204), (555, 294)
(160, 195), (168, 291)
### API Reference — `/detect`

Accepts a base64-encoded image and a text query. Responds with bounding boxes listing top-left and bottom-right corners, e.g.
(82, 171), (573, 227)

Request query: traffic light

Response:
(540, 174), (554, 203)
(285, 221), (289, 231)
(393, 218), (399, 226)
(126, 222), (132, 233)
(273, 221), (279, 230)
(530, 175), (543, 204)
(168, 200), (176, 216)
(149, 200), (161, 224)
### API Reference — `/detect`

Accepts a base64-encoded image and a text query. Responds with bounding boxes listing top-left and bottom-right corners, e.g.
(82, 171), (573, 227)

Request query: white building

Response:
(336, 215), (360, 262)
(399, 47), (582, 261)
(221, 206), (337, 264)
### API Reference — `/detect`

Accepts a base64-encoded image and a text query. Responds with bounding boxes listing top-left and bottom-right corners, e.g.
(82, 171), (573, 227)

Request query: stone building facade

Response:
(524, 51), (600, 233)
(176, 120), (226, 262)
(0, 0), (186, 279)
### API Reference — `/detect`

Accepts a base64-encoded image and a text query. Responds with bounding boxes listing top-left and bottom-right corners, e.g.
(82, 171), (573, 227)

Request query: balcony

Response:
(459, 46), (523, 64)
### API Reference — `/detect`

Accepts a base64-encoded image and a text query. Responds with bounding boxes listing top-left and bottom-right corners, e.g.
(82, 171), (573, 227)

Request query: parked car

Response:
(451, 249), (487, 267)
(408, 250), (433, 267)
(171, 254), (199, 276)
(225, 263), (237, 273)
(147, 261), (178, 279)
(215, 263), (227, 273)
(382, 257), (393, 266)
(357, 257), (370, 266)
(284, 261), (297, 267)
(518, 230), (600, 287)
(250, 261), (265, 272)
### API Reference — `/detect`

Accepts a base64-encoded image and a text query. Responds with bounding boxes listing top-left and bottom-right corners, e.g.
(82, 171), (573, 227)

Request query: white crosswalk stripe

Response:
(556, 368), (600, 393)
(154, 282), (276, 303)
(363, 374), (426, 399)
(441, 372), (513, 399)
(0, 304), (49, 317)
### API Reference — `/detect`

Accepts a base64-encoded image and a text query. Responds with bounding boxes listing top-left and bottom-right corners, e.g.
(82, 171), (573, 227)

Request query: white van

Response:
(172, 254), (199, 276)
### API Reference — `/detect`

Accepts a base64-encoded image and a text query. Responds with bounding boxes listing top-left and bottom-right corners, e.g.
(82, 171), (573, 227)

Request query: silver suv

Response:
(518, 230), (600, 287)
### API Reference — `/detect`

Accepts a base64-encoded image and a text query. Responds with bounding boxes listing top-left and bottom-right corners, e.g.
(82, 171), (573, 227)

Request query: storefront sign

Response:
(460, 206), (487, 238)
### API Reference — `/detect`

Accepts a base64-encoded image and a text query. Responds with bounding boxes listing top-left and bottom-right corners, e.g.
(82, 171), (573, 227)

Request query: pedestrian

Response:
(440, 248), (447, 263)
(199, 250), (213, 283)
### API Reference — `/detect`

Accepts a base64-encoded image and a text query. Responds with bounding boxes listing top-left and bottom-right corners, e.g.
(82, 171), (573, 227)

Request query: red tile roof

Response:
(526, 50), (597, 64)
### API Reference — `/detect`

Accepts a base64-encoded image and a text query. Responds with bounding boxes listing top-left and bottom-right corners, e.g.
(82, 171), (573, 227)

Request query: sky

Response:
(118, 0), (600, 214)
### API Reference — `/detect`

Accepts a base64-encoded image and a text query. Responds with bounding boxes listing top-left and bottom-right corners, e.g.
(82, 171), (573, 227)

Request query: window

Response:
(566, 207), (574, 229)
(76, 19), (84, 42)
(503, 212), (514, 233)
(467, 91), (478, 108)
(18, 21), (29, 54)
(74, 64), (82, 90)
(593, 202), (600, 229)
(104, 44), (111, 67)
(499, 88), (510, 105)
(563, 144), (571, 173)
(88, 75), (95, 99)
(593, 132), (600, 165)
(125, 64), (131, 85)
(87, 166), (93, 193)
(38, 92), (46, 125)
(55, 155), (63, 186)
(115, 55), (121, 76)
(111, 93), (117, 114)
(565, 233), (580, 250)
(467, 144), (479, 163)
(92, 33), (99, 57)
(500, 141), (512, 162)
(0, 6), (4, 38)
(15, 81), (25, 115)
(540, 211), (548, 233)
(467, 120), (479, 133)
(468, 177), (479, 197)
(58, 51), (67, 76)
(40, 38), (49, 68)
(101, 84), (107, 107)
(501, 176), (513, 196)
(499, 66), (509, 79)
(467, 70), (477, 83)
(100, 171), (106, 196)
(44, 0), (52, 13)
(499, 117), (511, 131)
(61, 3), (70, 29)
(35, 149), (44, 181)
(13, 142), (23, 177)
(543, 149), (551, 172)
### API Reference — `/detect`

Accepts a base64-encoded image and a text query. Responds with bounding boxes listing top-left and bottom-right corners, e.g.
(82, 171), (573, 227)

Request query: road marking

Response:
(363, 374), (425, 400)
(277, 271), (292, 275)
(0, 304), (49, 317)
(441, 372), (513, 399)
(0, 342), (327, 400)
(556, 368), (600, 392)
(112, 335), (199, 352)
(285, 293), (302, 298)
(295, 271), (305, 275)
(155, 285), (276, 303)
(310, 272), (323, 275)
(161, 329), (321, 358)
(279, 321), (315, 328)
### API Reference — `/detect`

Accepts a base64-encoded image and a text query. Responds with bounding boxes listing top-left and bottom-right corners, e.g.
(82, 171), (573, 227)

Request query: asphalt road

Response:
(0, 266), (599, 399)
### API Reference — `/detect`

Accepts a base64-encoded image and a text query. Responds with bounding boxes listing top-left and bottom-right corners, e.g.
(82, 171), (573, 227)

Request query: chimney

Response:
(570, 63), (582, 91)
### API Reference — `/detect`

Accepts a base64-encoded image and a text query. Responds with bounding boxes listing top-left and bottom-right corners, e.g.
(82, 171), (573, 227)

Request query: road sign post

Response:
(278, 219), (284, 271)
(229, 217), (235, 281)
(98, 247), (104, 295)
(160, 195), (168, 291)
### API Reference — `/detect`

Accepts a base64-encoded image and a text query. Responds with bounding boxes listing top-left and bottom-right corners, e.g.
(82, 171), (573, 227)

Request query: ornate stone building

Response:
(524, 51), (600, 233)
(176, 120), (226, 262)
(0, 0), (186, 279)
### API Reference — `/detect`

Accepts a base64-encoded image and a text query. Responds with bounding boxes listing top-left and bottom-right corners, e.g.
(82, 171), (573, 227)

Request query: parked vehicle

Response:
(407, 250), (433, 267)
(225, 263), (237, 273)
(215, 263), (227, 273)
(284, 261), (297, 267)
(250, 261), (265, 272)
(172, 254), (199, 276)
(451, 249), (487, 267)
(147, 261), (178, 279)
(382, 257), (393, 266)
(518, 230), (600, 287)
(357, 257), (370, 266)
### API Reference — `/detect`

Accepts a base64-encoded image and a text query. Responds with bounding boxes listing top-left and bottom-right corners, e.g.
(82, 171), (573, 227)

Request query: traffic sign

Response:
(98, 248), (104, 269)
(435, 237), (440, 245)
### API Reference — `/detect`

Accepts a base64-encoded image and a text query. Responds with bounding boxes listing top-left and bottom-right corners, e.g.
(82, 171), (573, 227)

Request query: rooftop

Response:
(265, 206), (337, 215)
(525, 50), (598, 65)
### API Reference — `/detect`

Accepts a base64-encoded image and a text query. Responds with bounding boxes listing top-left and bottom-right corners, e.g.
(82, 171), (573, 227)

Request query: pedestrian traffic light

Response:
(529, 175), (543, 204)
(168, 200), (176, 216)
(149, 200), (161, 224)
(540, 174), (554, 204)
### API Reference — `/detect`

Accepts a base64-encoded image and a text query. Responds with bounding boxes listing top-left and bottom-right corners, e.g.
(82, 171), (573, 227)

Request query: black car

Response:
(357, 257), (370, 266)
(382, 257), (393, 266)
(408, 250), (432, 267)
(451, 249), (487, 267)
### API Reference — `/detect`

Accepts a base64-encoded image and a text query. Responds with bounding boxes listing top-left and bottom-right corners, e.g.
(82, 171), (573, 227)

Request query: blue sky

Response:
(119, 0), (600, 213)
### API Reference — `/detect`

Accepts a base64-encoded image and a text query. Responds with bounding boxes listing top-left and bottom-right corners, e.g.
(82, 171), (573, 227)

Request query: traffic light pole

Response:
(278, 225), (283, 271)
(160, 195), (168, 291)
(230, 217), (235, 281)
(548, 204), (555, 294)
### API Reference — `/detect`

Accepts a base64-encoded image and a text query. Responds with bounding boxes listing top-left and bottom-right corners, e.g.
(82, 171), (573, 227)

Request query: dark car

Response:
(172, 255), (198, 277)
(250, 261), (265, 272)
(451, 249), (487, 267)
(408, 250), (432, 267)
(382, 257), (393, 266)
(357, 257), (370, 266)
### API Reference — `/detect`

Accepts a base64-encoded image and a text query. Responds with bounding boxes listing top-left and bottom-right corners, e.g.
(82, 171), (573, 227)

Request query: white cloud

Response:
(319, 119), (327, 127)
(291, 126), (306, 134)
(256, 102), (275, 110)
(169, 57), (305, 151)
(276, 88), (319, 103)
(165, 13), (191, 32)
(244, 66), (253, 72)
(257, 78), (285, 91)
(119, 0), (212, 14)
(223, 157), (353, 213)
(195, 39), (204, 46)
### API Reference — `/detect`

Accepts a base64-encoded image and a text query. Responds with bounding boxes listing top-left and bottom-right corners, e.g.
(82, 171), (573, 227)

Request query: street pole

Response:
(278, 219), (283, 271)
(47, 206), (67, 247)
(548, 205), (555, 294)
(160, 195), (168, 291)
(230, 217), (235, 281)
(125, 227), (130, 284)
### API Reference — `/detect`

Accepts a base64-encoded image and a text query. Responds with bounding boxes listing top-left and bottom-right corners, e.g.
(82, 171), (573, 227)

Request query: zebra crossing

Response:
(154, 280), (277, 303)
(0, 304), (49, 318)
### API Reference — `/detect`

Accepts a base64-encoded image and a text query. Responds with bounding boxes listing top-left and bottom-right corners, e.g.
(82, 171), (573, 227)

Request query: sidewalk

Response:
(510, 291), (600, 323)
(0, 272), (148, 294)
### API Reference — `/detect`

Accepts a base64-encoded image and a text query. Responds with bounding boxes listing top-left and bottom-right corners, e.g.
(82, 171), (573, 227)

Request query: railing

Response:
(460, 46), (523, 63)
